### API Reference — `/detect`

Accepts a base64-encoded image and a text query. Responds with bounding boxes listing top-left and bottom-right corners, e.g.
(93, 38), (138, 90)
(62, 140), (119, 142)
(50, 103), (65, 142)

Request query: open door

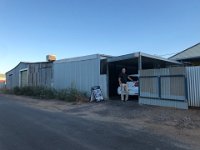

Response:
(20, 69), (28, 87)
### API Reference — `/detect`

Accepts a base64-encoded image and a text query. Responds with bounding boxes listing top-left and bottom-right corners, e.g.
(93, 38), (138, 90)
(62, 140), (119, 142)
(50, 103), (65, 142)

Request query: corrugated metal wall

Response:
(6, 63), (28, 89)
(6, 62), (53, 89)
(139, 67), (188, 109)
(53, 55), (101, 96)
(28, 62), (53, 87)
(186, 66), (200, 107)
(140, 77), (159, 98)
(99, 75), (108, 99)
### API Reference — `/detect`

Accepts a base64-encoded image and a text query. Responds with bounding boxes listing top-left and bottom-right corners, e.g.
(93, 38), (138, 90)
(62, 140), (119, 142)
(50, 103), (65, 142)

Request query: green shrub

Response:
(66, 88), (79, 102)
(0, 88), (13, 94)
(32, 86), (43, 98)
(56, 88), (88, 102)
(40, 87), (56, 99)
(21, 86), (33, 96)
(67, 88), (88, 102)
(56, 89), (68, 100)
(13, 86), (22, 95)
(11, 86), (88, 102)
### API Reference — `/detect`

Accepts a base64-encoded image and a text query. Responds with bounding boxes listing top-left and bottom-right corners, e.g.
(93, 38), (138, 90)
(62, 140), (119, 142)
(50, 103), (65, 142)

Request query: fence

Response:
(139, 67), (188, 109)
(186, 66), (200, 107)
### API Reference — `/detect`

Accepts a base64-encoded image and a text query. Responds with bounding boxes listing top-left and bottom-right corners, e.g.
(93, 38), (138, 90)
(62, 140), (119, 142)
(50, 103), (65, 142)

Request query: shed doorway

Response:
(20, 69), (28, 87)
(108, 58), (139, 100)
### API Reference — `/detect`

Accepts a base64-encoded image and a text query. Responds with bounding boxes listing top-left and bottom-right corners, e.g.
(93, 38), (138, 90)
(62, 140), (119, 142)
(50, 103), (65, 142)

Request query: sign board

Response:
(90, 86), (104, 102)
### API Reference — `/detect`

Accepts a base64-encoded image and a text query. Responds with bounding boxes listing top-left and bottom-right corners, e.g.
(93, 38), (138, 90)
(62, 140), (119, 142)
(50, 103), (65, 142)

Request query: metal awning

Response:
(108, 52), (181, 65)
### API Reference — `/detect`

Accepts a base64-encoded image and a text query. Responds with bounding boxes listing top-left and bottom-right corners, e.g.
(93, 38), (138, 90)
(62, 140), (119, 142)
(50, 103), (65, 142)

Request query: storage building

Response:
(6, 62), (53, 89)
(53, 54), (110, 98)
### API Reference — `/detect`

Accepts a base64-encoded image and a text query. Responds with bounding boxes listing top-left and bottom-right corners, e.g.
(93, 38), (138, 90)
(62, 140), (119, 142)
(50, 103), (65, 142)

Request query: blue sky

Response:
(0, 0), (200, 73)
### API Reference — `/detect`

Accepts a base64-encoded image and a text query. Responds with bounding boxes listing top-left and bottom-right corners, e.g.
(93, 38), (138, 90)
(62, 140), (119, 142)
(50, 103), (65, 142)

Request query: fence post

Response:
(158, 76), (161, 98)
(185, 76), (188, 102)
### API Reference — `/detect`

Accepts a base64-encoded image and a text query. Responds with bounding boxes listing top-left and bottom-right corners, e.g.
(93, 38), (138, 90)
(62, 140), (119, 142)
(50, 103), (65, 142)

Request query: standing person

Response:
(118, 68), (133, 101)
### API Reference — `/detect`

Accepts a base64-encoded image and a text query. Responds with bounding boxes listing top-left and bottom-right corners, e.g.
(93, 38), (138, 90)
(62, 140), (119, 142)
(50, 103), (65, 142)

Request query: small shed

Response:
(53, 54), (111, 98)
(6, 62), (53, 89)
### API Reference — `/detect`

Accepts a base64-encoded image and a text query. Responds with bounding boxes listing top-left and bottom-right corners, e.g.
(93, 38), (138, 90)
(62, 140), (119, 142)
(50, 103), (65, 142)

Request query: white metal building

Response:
(53, 53), (180, 99)
(53, 54), (110, 99)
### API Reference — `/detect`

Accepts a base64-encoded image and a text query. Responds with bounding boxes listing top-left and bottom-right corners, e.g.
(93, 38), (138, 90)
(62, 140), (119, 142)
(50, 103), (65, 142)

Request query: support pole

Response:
(138, 52), (142, 71)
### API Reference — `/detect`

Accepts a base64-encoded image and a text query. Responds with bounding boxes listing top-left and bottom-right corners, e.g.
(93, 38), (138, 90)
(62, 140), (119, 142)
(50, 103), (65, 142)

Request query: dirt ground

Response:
(2, 94), (200, 150)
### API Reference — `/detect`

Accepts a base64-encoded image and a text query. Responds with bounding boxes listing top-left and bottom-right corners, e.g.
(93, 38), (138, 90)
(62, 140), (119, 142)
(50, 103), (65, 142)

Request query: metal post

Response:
(138, 52), (142, 71)
(138, 52), (142, 100)
(158, 76), (161, 98)
(185, 76), (188, 102)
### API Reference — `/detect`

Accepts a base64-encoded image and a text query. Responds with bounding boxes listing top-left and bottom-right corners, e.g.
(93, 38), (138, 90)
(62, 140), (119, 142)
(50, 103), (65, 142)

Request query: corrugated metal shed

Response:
(6, 62), (29, 89)
(170, 43), (200, 60)
(53, 54), (109, 98)
(6, 62), (53, 89)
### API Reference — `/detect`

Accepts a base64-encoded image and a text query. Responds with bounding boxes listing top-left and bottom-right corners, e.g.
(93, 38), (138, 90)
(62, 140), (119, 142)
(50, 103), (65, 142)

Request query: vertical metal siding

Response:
(6, 63), (28, 89)
(28, 63), (53, 87)
(99, 75), (108, 99)
(139, 98), (188, 109)
(186, 66), (200, 107)
(140, 77), (159, 98)
(6, 62), (53, 89)
(160, 76), (185, 100)
(53, 56), (100, 95)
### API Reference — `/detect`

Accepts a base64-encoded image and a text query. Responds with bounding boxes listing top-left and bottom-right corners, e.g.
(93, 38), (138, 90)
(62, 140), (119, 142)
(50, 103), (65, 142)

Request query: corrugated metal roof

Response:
(55, 54), (112, 64)
(108, 52), (181, 64)
(6, 61), (52, 74)
(170, 43), (200, 60)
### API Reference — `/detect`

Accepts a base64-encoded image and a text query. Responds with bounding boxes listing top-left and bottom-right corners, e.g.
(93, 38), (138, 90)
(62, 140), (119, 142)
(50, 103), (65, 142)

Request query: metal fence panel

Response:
(186, 66), (200, 107)
(160, 76), (186, 100)
(139, 67), (188, 109)
(140, 77), (159, 98)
